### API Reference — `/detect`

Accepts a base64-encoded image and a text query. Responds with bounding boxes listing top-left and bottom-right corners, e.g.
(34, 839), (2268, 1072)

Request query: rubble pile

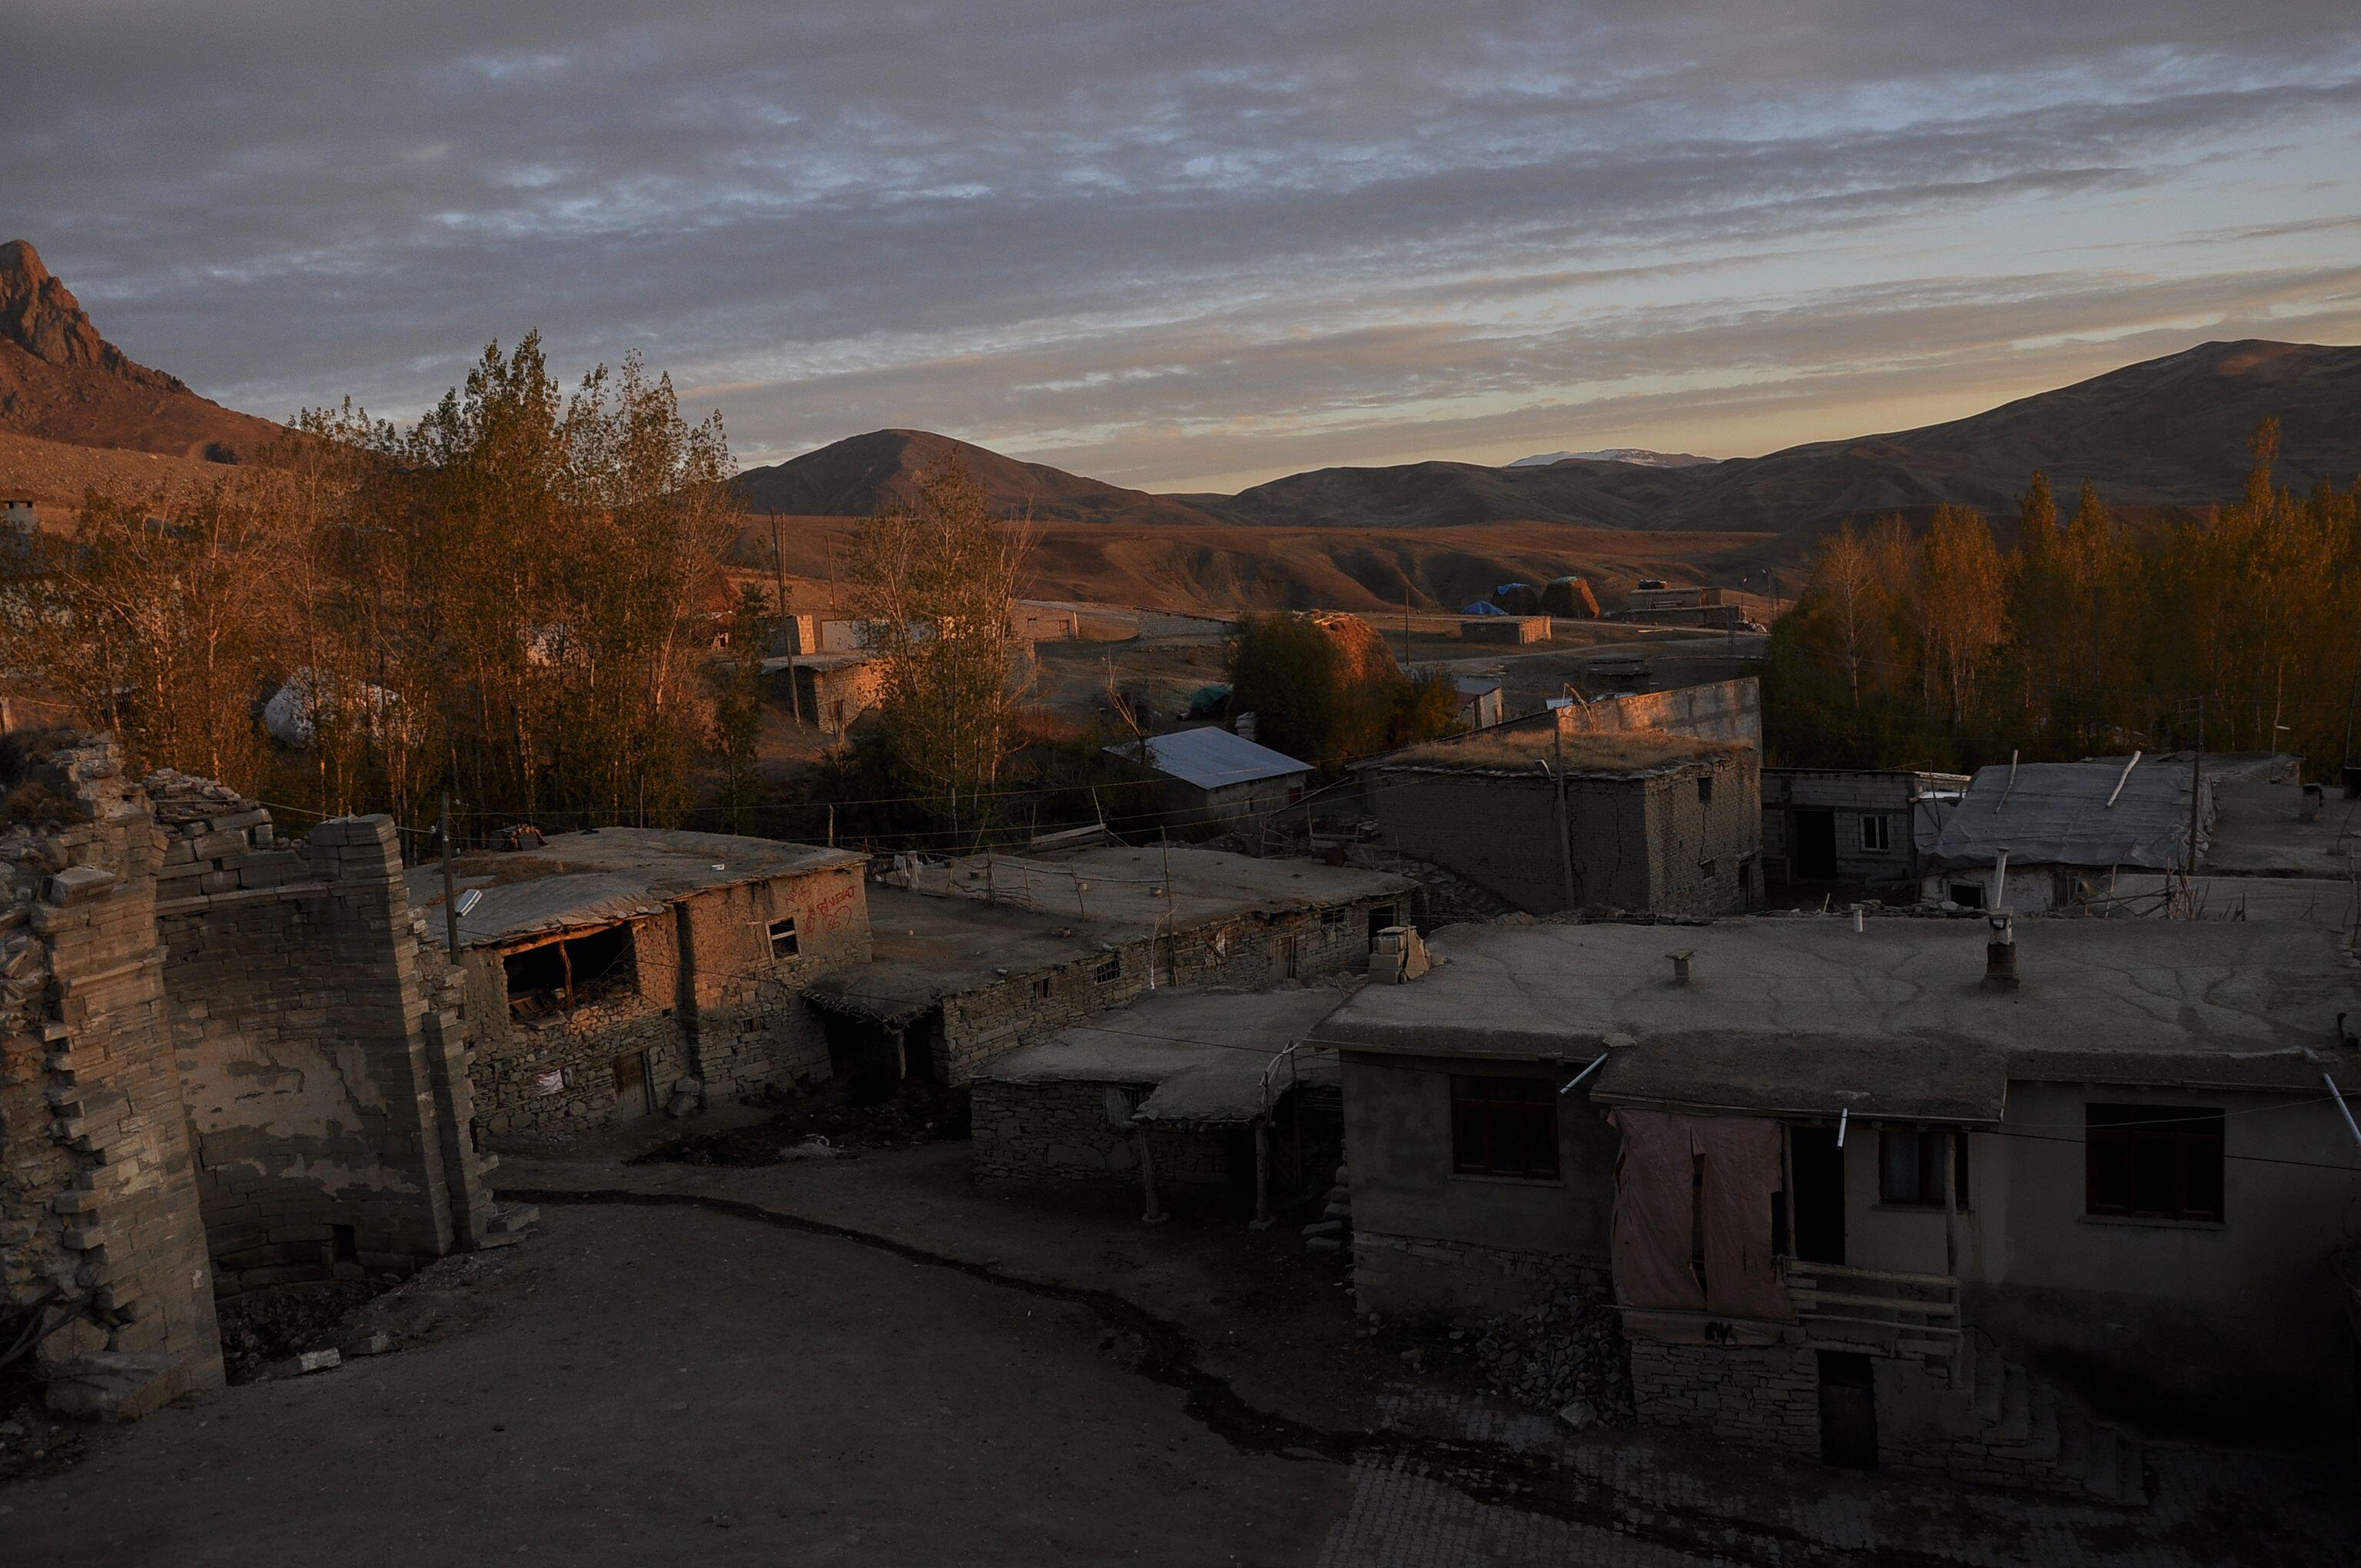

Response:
(1471, 1289), (1636, 1427)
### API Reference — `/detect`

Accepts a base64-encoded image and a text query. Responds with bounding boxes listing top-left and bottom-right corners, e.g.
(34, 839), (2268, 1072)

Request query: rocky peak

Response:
(0, 240), (178, 389)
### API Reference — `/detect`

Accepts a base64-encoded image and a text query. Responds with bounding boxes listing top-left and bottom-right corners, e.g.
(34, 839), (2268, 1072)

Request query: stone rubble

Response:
(1469, 1287), (1637, 1427)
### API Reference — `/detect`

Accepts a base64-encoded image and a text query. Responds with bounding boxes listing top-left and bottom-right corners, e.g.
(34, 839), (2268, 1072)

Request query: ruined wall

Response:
(1631, 753), (1759, 915)
(3, 742), (221, 1417)
(1552, 677), (1761, 749)
(147, 778), (491, 1293)
(467, 863), (871, 1139)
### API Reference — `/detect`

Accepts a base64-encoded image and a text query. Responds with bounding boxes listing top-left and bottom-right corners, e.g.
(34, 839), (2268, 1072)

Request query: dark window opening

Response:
(1094, 954), (1122, 984)
(330, 1224), (358, 1265)
(768, 916), (800, 960)
(1697, 775), (1715, 804)
(1878, 1128), (1968, 1208)
(2087, 1104), (2223, 1221)
(1948, 881), (1986, 909)
(1032, 975), (1054, 1000)
(503, 922), (638, 1018)
(1449, 1075), (1560, 1180)
(1320, 905), (1348, 933)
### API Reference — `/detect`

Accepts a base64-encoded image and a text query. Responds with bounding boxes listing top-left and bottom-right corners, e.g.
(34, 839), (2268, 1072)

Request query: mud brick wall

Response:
(1351, 1232), (1606, 1320)
(2, 741), (222, 1415)
(466, 863), (870, 1139)
(154, 793), (492, 1294)
(971, 1077), (1234, 1189)
(1630, 752), (1759, 916)
(1628, 1335), (1818, 1455)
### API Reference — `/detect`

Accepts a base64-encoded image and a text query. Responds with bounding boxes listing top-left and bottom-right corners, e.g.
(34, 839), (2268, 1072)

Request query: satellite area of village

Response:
(5, 3), (2361, 1564)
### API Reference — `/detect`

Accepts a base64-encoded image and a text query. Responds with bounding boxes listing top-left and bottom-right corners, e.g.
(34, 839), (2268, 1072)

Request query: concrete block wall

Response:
(1629, 1336), (1820, 1456)
(148, 778), (493, 1294)
(1553, 677), (1761, 749)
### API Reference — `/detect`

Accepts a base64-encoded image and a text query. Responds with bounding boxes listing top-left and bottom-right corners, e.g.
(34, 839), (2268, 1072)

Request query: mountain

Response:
(0, 240), (285, 463)
(1507, 448), (1716, 469)
(739, 342), (2360, 543)
(734, 428), (1226, 527)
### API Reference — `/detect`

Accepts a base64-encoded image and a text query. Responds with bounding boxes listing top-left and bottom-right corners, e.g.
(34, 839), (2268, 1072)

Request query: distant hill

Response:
(734, 428), (1226, 528)
(1507, 448), (1716, 469)
(736, 342), (2361, 545)
(0, 240), (285, 464)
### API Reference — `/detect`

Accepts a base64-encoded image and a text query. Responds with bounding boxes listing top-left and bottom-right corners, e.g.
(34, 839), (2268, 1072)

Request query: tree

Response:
(1227, 612), (1461, 770)
(845, 459), (1034, 829)
(711, 583), (774, 830)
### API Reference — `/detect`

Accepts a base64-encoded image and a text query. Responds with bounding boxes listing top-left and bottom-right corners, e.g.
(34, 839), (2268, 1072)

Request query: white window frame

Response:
(1860, 813), (1892, 853)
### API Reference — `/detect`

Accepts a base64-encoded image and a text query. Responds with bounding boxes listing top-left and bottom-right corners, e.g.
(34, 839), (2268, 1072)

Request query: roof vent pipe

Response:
(1668, 948), (1694, 985)
(1851, 906), (1865, 935)
(2105, 749), (2143, 809)
(1984, 912), (2018, 990)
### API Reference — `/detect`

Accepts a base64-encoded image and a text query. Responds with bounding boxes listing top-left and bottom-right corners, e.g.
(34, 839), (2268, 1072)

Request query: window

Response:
(1032, 975), (1054, 1000)
(767, 916), (799, 960)
(2087, 1105), (2223, 1221)
(1094, 954), (1122, 984)
(1696, 775), (1715, 805)
(1948, 881), (1986, 910)
(1878, 1128), (1968, 1208)
(502, 922), (638, 1018)
(1450, 1076), (1560, 1180)
(1320, 905), (1348, 933)
(1860, 814), (1892, 853)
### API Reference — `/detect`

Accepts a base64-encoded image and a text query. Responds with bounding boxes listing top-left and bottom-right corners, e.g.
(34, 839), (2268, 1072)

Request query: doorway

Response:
(1817, 1350), (1878, 1468)
(1792, 809), (1838, 880)
(1790, 1126), (1845, 1264)
(609, 1051), (651, 1120)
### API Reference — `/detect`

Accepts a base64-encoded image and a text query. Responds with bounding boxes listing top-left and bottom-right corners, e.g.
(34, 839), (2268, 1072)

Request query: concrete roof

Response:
(804, 885), (1114, 1023)
(404, 828), (860, 948)
(920, 844), (1413, 934)
(1307, 916), (2361, 1120)
(1111, 726), (1311, 790)
(1924, 759), (2200, 872)
(980, 988), (1346, 1125)
(2204, 778), (2361, 878)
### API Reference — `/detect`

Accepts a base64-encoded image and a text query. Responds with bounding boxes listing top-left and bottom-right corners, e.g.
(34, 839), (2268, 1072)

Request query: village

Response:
(5, 570), (2358, 1566)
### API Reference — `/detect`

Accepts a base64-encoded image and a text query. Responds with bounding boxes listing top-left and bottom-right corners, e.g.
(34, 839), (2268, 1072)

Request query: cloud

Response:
(10, 0), (2361, 490)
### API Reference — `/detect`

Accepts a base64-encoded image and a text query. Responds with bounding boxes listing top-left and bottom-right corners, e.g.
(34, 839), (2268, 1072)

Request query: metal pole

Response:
(2187, 699), (2205, 876)
(2326, 1073), (2361, 1151)
(439, 792), (460, 962)
(1942, 1128), (1960, 1278)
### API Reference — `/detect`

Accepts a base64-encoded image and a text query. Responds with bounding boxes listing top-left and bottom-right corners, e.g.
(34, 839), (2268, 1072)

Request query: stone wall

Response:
(2, 741), (224, 1417)
(1552, 677), (1760, 749)
(465, 864), (870, 1141)
(971, 1076), (1237, 1191)
(1628, 1335), (1821, 1457)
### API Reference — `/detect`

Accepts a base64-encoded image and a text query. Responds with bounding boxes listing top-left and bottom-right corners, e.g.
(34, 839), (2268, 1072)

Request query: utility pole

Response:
(2187, 697), (2205, 877)
(1402, 585), (1413, 669)
(770, 511), (802, 724)
(439, 792), (460, 962)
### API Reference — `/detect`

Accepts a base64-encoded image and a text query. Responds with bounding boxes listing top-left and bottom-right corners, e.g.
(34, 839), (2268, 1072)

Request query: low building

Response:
(807, 845), (1412, 1091)
(2060, 757), (2356, 925)
(1549, 676), (1759, 749)
(1105, 726), (1313, 824)
(1450, 674), (1505, 729)
(2, 498), (34, 533)
(765, 653), (886, 736)
(1627, 585), (1722, 611)
(417, 829), (871, 1140)
(1921, 756), (2207, 911)
(1312, 915), (2361, 1490)
(1364, 729), (1761, 915)
(1462, 615), (1550, 645)
(1762, 768), (1968, 889)
(971, 988), (1347, 1211)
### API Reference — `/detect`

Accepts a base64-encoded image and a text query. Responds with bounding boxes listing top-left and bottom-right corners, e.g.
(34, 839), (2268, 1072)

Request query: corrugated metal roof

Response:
(1924, 760), (2205, 872)
(1109, 726), (1311, 791)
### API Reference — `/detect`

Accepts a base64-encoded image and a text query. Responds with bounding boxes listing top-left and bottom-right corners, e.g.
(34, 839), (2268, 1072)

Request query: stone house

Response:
(1310, 915), (2361, 1496)
(417, 829), (870, 1141)
(1762, 768), (1967, 889)
(1363, 729), (1760, 915)
(971, 988), (1347, 1214)
(2, 739), (506, 1420)
(806, 845), (1410, 1094)
(1462, 615), (1549, 645)
(764, 653), (886, 737)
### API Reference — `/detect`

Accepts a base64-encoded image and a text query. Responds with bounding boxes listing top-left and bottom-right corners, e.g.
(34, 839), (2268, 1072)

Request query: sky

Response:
(11, 1), (2361, 493)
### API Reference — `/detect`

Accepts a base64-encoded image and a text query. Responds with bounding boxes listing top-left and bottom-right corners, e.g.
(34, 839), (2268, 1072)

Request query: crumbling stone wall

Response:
(466, 864), (870, 1140)
(146, 775), (491, 1292)
(1628, 1335), (1820, 1455)
(2, 741), (221, 1417)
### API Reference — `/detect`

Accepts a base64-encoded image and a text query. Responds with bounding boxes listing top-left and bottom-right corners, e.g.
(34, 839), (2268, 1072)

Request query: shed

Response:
(1106, 726), (1313, 824)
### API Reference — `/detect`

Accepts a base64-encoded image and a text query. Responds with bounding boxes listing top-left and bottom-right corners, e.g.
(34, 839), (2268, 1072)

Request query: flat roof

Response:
(1370, 728), (1742, 778)
(1112, 726), (1312, 790)
(980, 988), (1346, 1125)
(405, 828), (861, 948)
(2204, 778), (2361, 878)
(805, 885), (1115, 1023)
(1307, 917), (2361, 1120)
(921, 844), (1412, 932)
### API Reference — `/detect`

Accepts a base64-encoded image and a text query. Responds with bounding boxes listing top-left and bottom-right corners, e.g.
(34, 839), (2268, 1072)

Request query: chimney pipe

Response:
(1668, 948), (1694, 985)
(1983, 912), (2018, 991)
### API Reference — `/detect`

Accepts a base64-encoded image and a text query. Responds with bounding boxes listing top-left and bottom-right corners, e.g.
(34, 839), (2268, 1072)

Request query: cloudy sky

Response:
(13, 1), (2361, 491)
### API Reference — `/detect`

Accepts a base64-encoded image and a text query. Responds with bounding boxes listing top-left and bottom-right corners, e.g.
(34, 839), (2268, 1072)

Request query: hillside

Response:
(734, 427), (1224, 527)
(745, 341), (2361, 546)
(0, 240), (286, 463)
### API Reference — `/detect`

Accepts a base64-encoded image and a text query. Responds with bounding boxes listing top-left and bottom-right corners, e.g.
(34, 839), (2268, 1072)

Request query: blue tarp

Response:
(1461, 600), (1507, 615)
